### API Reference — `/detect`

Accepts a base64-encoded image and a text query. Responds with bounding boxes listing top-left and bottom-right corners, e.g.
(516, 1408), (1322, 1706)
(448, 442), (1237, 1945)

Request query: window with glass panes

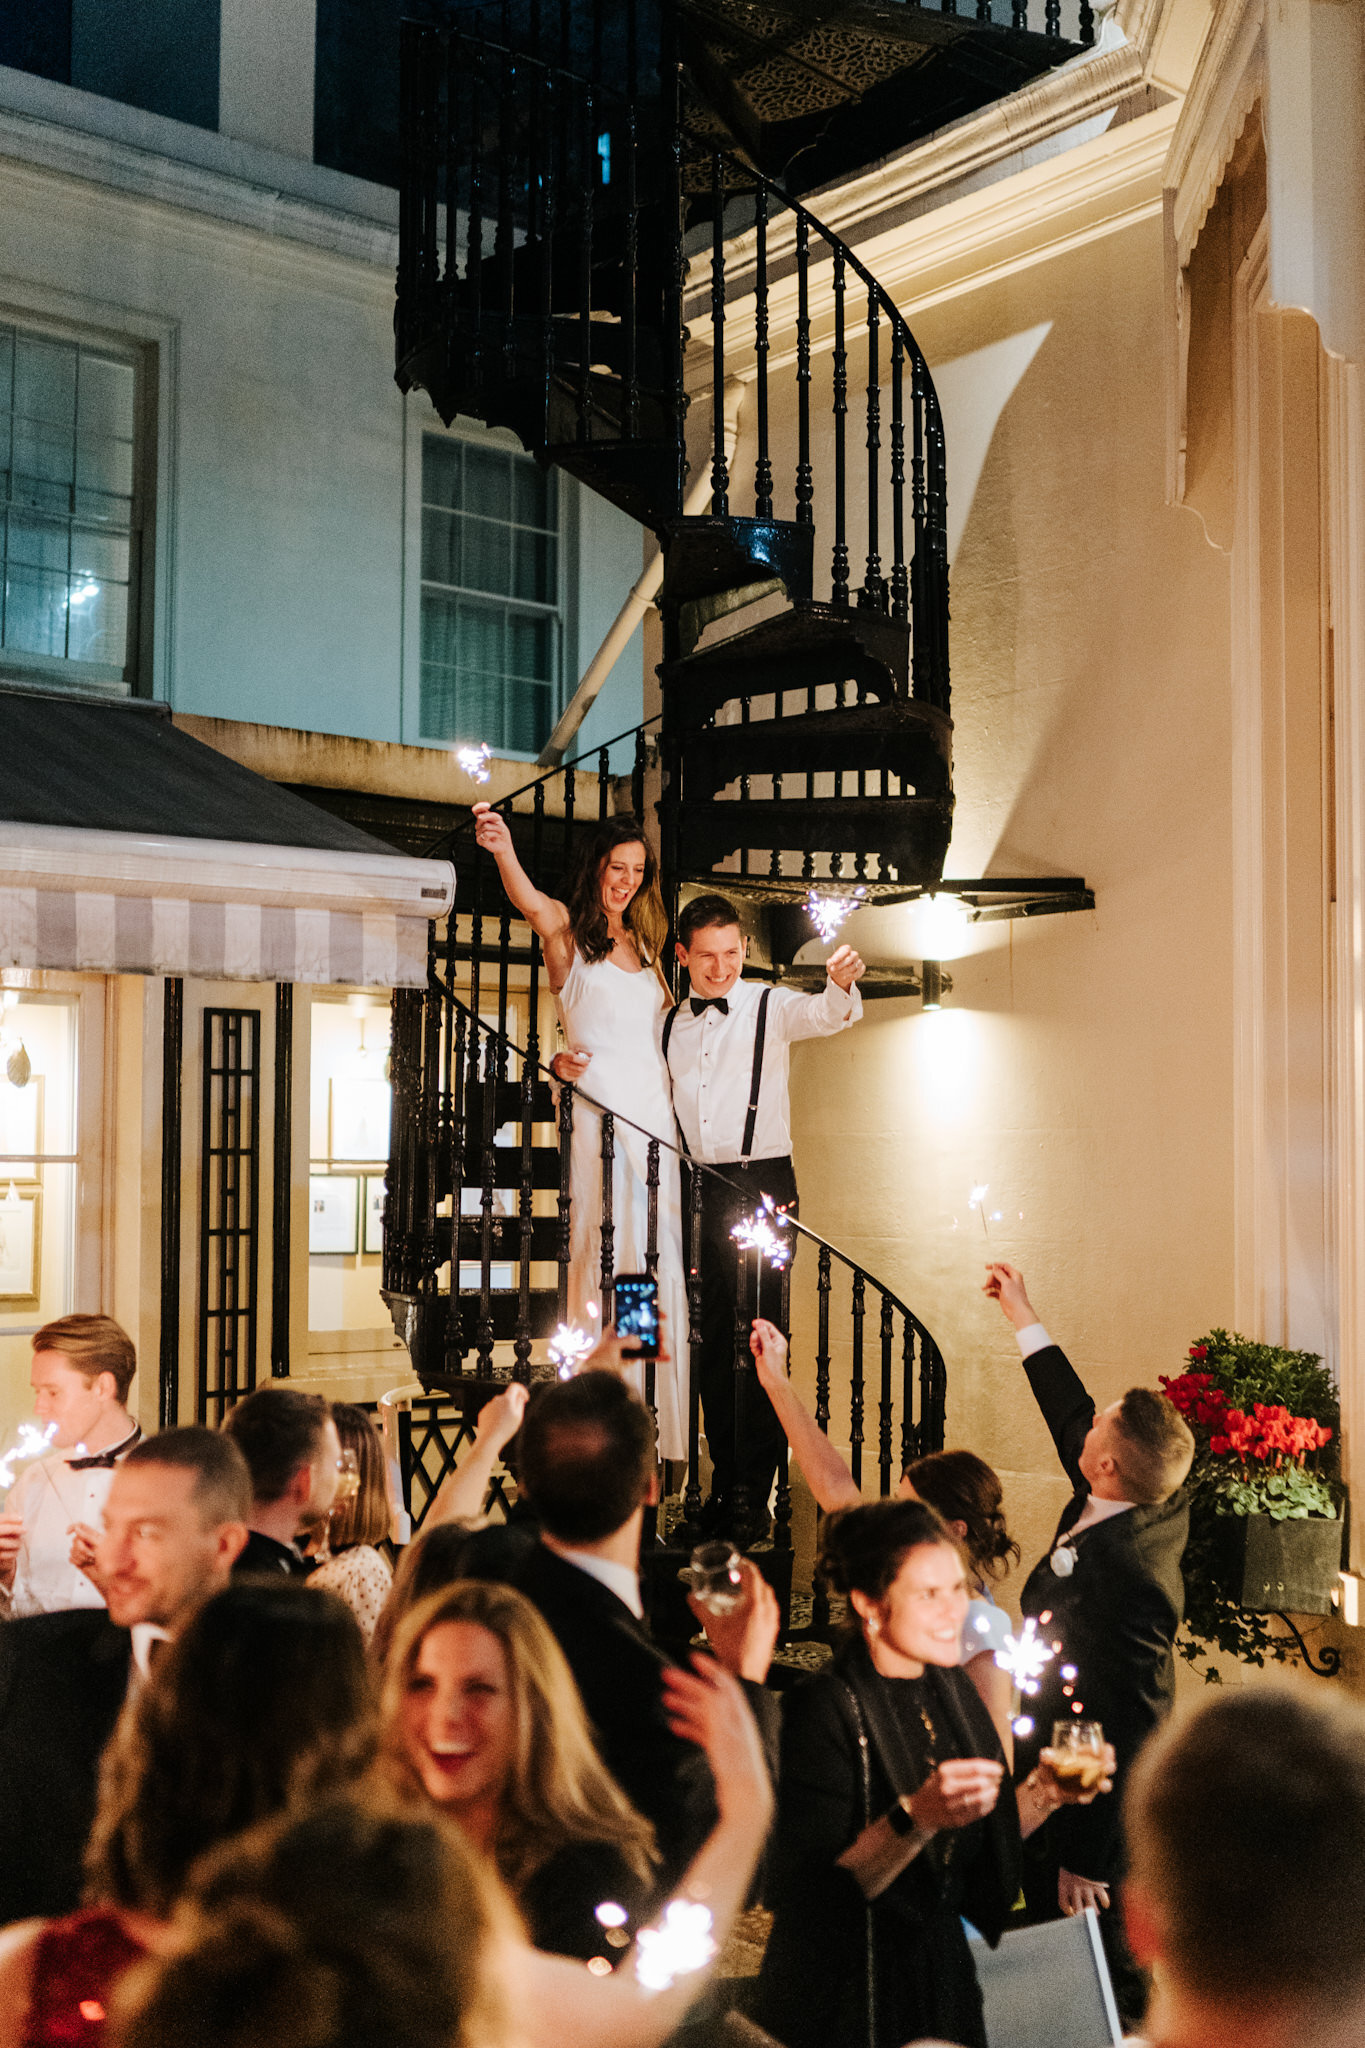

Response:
(420, 435), (560, 754)
(0, 325), (140, 689)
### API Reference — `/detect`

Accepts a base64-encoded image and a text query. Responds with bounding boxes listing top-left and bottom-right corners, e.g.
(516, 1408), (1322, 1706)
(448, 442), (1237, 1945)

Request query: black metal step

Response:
(464, 1079), (558, 1126)
(675, 792), (953, 884)
(455, 1215), (565, 1261)
(681, 697), (951, 801)
(661, 600), (911, 726)
(456, 1290), (561, 1346)
(442, 1147), (565, 1193)
(661, 515), (814, 620)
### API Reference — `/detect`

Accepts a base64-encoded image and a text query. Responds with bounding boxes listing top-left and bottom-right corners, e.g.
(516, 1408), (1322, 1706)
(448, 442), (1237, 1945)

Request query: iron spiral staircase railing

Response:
(384, 0), (1081, 1564)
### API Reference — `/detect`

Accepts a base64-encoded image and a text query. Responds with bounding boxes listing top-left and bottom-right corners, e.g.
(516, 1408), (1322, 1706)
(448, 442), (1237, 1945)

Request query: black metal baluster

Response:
(815, 1245), (832, 1433)
(710, 154), (729, 516)
(754, 185), (772, 519)
(578, 82), (595, 442)
(927, 385), (951, 718)
(862, 285), (885, 611)
(1045, 0), (1061, 33)
(850, 1267), (865, 1488)
(476, 1059), (497, 1374)
(890, 323), (908, 622)
(529, 782), (546, 1062)
(832, 244), (849, 605)
(1013, 0), (1028, 28)
(514, 1040), (534, 1383)
(900, 1320), (916, 1470)
(1079, 0), (1095, 43)
(449, 1007), (469, 1359)
(910, 352), (929, 700)
(598, 1111), (615, 1307)
(556, 1082), (574, 1322)
(469, 853), (485, 1080)
(976, 0), (992, 16)
(795, 215), (812, 525)
(878, 1292), (894, 1496)
(598, 744), (610, 820)
(773, 1250), (793, 1554)
(684, 1165), (704, 1534)
(623, 0), (640, 435)
(632, 725), (646, 820)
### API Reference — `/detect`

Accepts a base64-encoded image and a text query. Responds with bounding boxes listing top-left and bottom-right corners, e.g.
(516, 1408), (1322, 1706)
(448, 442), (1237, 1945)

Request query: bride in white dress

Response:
(471, 805), (688, 1458)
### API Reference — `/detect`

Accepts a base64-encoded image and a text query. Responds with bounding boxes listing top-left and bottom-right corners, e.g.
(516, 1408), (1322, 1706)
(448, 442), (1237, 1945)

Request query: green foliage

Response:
(1168, 1331), (1342, 1680)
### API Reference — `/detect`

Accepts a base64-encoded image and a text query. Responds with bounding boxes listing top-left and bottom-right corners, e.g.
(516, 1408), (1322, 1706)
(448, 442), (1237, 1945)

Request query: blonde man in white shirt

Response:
(665, 892), (862, 1546)
(0, 1315), (140, 1617)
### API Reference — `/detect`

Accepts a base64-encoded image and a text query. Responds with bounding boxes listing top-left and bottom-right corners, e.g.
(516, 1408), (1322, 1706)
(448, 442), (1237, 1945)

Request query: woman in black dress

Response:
(757, 1500), (1112, 2048)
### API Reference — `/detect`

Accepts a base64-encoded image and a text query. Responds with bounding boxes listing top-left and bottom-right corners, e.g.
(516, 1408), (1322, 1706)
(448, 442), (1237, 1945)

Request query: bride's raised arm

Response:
(472, 803), (575, 986)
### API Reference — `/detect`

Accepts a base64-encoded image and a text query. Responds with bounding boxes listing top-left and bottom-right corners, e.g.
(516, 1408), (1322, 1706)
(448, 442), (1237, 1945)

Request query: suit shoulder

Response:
(0, 1608), (123, 1661)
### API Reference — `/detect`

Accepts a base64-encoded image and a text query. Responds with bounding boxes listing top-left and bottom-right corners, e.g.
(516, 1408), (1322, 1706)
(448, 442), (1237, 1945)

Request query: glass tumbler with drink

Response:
(689, 1540), (745, 1616)
(1047, 1719), (1107, 1792)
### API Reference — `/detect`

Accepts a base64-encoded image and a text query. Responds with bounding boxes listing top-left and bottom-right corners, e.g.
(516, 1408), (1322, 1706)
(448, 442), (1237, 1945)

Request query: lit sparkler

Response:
(548, 1323), (595, 1378)
(967, 1182), (993, 1249)
(805, 886), (866, 945)
(0, 1420), (57, 1493)
(633, 1899), (717, 1993)
(732, 1206), (792, 1320)
(455, 742), (492, 783)
(994, 1616), (1056, 1697)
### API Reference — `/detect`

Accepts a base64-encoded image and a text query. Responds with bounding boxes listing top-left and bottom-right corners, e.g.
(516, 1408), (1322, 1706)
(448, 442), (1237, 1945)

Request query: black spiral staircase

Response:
(383, 0), (1092, 1582)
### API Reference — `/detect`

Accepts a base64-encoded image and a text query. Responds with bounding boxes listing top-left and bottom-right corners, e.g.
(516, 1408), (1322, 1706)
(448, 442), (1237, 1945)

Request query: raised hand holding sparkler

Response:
(806, 887), (867, 945)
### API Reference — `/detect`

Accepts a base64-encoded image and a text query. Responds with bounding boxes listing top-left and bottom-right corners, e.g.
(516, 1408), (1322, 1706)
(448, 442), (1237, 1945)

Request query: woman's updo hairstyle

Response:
(902, 1449), (1020, 1582)
(818, 1498), (955, 1603)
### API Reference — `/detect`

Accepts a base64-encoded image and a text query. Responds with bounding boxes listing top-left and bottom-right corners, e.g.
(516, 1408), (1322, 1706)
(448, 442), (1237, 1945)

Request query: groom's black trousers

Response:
(682, 1155), (798, 1507)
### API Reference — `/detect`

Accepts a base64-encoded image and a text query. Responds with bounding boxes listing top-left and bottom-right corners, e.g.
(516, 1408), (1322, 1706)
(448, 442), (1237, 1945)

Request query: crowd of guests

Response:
(0, 1282), (1361, 2048)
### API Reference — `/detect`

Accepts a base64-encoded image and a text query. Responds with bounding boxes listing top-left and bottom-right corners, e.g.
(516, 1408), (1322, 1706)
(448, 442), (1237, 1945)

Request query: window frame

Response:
(401, 404), (580, 759)
(0, 288), (173, 705)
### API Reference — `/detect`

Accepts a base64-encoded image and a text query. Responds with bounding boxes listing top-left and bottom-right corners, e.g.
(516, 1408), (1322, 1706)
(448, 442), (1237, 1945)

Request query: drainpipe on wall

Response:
(538, 377), (749, 766)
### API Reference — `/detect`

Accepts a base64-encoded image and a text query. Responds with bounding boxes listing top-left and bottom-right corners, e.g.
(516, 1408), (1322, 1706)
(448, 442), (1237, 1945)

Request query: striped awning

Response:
(0, 828), (452, 988)
(0, 694), (454, 988)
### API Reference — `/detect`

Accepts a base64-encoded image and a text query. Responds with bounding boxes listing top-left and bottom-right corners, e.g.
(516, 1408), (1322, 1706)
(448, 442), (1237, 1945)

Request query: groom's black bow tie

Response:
(690, 996), (729, 1016)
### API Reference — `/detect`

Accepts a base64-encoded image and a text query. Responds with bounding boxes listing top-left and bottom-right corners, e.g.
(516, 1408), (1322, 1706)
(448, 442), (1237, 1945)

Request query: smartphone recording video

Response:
(612, 1272), (660, 1360)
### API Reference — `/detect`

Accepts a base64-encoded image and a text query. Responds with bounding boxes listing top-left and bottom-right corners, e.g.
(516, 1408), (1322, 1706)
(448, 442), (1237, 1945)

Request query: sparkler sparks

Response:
(0, 1420), (57, 1491)
(805, 886), (866, 945)
(547, 1324), (595, 1377)
(633, 1900), (717, 1993)
(730, 1210), (792, 1269)
(454, 742), (492, 783)
(994, 1617), (1056, 1697)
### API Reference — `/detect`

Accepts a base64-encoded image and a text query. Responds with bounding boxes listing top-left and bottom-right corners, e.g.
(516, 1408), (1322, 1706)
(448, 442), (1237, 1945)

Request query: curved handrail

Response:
(420, 713), (661, 859)
(428, 970), (944, 1354)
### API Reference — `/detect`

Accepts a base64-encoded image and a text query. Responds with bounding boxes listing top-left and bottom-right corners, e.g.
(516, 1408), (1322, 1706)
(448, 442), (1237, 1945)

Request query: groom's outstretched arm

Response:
(984, 1263), (1094, 1491)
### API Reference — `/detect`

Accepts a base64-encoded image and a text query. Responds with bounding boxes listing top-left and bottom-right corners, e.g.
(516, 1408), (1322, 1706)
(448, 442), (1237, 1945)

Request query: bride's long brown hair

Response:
(565, 815), (669, 980)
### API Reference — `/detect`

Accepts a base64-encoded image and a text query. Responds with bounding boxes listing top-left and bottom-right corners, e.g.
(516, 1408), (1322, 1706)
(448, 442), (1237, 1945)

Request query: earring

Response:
(867, 1615), (881, 1636)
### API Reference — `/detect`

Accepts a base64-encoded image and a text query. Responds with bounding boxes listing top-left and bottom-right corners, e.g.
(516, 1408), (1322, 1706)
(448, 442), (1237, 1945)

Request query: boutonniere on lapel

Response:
(1050, 1540), (1078, 1577)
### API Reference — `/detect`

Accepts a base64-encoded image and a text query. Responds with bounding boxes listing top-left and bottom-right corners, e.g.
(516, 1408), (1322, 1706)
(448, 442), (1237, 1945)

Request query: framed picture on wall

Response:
(0, 1077), (42, 1183)
(362, 1175), (386, 1255)
(0, 1189), (40, 1304)
(329, 1079), (391, 1163)
(309, 1176), (359, 1256)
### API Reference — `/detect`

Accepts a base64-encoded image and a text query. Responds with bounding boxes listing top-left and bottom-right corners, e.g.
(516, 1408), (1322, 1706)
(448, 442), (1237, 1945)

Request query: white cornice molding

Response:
(685, 102), (1175, 381)
(1166, 0), (1263, 265)
(750, 39), (1153, 264)
(0, 146), (397, 305)
(0, 84), (398, 273)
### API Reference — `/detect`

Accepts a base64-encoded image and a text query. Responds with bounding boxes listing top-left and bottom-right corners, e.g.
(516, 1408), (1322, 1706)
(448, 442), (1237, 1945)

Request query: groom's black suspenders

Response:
(662, 987), (771, 1165)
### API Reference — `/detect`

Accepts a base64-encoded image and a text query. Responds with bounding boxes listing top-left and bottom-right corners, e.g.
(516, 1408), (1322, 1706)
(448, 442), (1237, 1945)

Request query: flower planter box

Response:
(1212, 1512), (1344, 1616)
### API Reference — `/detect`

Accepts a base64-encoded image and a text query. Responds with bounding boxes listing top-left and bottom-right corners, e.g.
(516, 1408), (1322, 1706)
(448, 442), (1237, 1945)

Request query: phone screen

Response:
(613, 1273), (660, 1359)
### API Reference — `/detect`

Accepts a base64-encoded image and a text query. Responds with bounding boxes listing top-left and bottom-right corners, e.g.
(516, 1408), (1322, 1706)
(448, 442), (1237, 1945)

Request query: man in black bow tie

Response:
(664, 892), (864, 1545)
(985, 1260), (1194, 2026)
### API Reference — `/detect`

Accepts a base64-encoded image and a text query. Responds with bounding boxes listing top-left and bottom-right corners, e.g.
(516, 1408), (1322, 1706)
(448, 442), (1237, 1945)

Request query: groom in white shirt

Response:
(665, 893), (864, 1546)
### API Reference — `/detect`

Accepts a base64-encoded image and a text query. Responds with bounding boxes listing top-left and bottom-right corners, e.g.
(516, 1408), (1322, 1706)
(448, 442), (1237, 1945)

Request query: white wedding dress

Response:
(556, 950), (688, 1459)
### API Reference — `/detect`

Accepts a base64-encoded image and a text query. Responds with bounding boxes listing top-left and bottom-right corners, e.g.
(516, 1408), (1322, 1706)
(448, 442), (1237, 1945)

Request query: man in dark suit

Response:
(0, 1427), (250, 1922)
(222, 1386), (340, 1577)
(455, 1366), (779, 1887)
(985, 1262), (1194, 2022)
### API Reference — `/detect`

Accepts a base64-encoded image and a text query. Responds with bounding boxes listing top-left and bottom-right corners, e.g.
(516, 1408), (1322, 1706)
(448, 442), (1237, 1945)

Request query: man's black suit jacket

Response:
(455, 1527), (776, 1889)
(1016, 1344), (1189, 1884)
(0, 1609), (131, 1923)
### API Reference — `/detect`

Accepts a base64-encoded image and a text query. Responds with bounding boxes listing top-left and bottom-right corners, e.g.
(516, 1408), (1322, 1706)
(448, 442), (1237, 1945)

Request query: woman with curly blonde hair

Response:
(381, 1578), (657, 1963)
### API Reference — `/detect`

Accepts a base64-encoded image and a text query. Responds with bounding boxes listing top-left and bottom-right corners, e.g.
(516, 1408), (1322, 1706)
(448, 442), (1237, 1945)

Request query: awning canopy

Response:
(0, 690), (455, 987)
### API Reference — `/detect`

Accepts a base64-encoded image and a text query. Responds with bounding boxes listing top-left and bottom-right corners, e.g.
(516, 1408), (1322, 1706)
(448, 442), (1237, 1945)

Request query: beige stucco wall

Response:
(763, 211), (1241, 1627)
